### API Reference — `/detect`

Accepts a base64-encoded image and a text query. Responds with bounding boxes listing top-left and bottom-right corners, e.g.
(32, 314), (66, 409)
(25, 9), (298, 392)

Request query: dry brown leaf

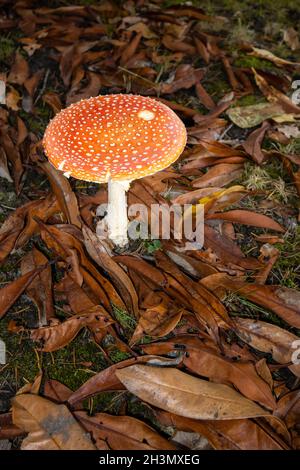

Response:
(0, 266), (47, 319)
(0, 146), (12, 182)
(116, 365), (269, 420)
(7, 52), (30, 85)
(31, 305), (113, 352)
(254, 69), (300, 114)
(283, 28), (300, 51)
(192, 163), (244, 188)
(76, 412), (176, 450)
(206, 209), (285, 232)
(234, 318), (300, 378)
(12, 394), (96, 450)
(67, 355), (182, 406)
(250, 47), (300, 68)
(242, 121), (270, 164)
(21, 247), (54, 326)
(142, 336), (275, 410)
(38, 161), (81, 228)
(39, 223), (125, 311)
(155, 411), (288, 450)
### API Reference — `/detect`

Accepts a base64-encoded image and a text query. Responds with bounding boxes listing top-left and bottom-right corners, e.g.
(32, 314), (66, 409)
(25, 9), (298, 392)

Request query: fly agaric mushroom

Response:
(43, 94), (187, 246)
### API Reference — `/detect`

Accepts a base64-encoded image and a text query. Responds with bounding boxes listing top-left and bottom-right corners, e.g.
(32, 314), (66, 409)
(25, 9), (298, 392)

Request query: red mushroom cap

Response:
(43, 94), (186, 183)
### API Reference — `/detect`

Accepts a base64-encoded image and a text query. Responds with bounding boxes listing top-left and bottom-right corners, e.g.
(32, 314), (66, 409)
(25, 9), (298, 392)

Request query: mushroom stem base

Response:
(106, 179), (131, 247)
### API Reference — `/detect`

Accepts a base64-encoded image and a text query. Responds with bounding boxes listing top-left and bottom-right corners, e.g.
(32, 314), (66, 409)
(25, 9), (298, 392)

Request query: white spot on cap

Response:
(138, 110), (155, 121)
(58, 160), (66, 170)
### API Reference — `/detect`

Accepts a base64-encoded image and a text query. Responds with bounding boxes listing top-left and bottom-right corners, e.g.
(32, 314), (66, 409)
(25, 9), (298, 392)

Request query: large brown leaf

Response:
(38, 161), (81, 228)
(75, 412), (176, 450)
(31, 305), (114, 352)
(67, 356), (183, 406)
(142, 336), (276, 410)
(116, 365), (269, 420)
(206, 209), (284, 232)
(234, 318), (300, 378)
(155, 411), (289, 450)
(192, 163), (244, 188)
(0, 266), (47, 319)
(12, 394), (96, 450)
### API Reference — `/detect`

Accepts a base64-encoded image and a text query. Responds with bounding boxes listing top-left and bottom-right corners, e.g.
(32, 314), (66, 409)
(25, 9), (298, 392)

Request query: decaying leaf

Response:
(38, 161), (81, 228)
(116, 365), (269, 420)
(0, 266), (48, 319)
(76, 412), (176, 450)
(234, 318), (300, 378)
(12, 394), (96, 450)
(31, 305), (114, 352)
(21, 247), (54, 326)
(155, 411), (289, 450)
(227, 102), (290, 128)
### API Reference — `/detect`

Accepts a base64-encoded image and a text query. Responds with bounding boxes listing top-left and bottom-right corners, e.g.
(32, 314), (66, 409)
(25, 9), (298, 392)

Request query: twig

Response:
(34, 69), (50, 105)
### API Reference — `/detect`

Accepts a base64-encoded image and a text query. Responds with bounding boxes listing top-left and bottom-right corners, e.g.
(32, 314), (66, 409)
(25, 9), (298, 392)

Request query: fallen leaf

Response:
(206, 209), (285, 232)
(67, 356), (182, 406)
(227, 102), (289, 128)
(38, 161), (81, 228)
(120, 32), (142, 65)
(234, 318), (300, 377)
(130, 300), (184, 346)
(75, 412), (176, 450)
(116, 365), (269, 420)
(249, 47), (300, 68)
(254, 70), (300, 115)
(156, 411), (288, 450)
(142, 336), (276, 410)
(283, 28), (300, 51)
(31, 305), (113, 352)
(0, 146), (12, 182)
(242, 121), (270, 164)
(192, 163), (244, 188)
(0, 266), (47, 319)
(0, 413), (24, 440)
(7, 52), (30, 85)
(12, 394), (96, 450)
(21, 247), (54, 326)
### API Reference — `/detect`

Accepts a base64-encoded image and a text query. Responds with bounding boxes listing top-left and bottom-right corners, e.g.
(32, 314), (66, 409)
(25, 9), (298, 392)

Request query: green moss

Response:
(108, 348), (131, 363)
(112, 305), (136, 334)
(0, 317), (107, 392)
(226, 293), (290, 328)
(234, 94), (265, 107)
(272, 226), (300, 289)
(234, 54), (281, 73)
(241, 161), (296, 204)
(275, 138), (300, 156)
(0, 37), (16, 63)
(204, 67), (232, 102)
(143, 240), (162, 254)
(19, 103), (52, 137)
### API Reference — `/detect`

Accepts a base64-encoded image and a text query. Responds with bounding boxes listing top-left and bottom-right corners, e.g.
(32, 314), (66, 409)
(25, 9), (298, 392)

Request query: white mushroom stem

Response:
(107, 179), (131, 247)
